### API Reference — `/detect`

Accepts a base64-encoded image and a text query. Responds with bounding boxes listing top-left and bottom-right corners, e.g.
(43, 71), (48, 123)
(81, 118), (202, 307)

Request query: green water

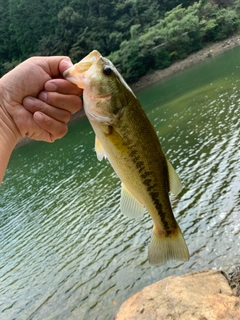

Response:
(1, 47), (240, 319)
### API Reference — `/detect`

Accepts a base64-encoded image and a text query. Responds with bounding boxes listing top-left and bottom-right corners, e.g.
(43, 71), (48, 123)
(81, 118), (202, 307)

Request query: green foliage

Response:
(0, 0), (240, 80)
(235, 0), (240, 13)
(154, 49), (171, 69)
(0, 0), (10, 60)
(8, 0), (60, 58)
(2, 59), (20, 74)
(214, 7), (239, 39)
(113, 1), (240, 81)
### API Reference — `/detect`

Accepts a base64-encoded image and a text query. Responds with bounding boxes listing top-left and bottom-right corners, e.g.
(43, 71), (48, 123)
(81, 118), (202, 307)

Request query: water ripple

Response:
(1, 50), (240, 319)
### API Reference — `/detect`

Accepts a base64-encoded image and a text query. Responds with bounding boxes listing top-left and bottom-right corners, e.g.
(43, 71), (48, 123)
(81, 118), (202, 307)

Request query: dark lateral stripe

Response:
(149, 192), (172, 235)
(129, 149), (137, 158)
(129, 146), (174, 235)
(141, 171), (151, 179)
(143, 178), (151, 186)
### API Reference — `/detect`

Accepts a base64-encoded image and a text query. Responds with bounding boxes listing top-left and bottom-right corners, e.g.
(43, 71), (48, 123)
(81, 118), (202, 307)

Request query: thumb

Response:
(38, 56), (73, 77)
(59, 57), (73, 74)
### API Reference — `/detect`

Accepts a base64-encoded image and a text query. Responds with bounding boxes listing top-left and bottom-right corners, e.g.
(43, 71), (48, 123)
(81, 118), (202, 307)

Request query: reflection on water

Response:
(1, 47), (240, 319)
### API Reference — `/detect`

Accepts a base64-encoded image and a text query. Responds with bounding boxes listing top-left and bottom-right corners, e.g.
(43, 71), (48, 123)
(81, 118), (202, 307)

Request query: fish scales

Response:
(63, 50), (189, 266)
(107, 96), (177, 234)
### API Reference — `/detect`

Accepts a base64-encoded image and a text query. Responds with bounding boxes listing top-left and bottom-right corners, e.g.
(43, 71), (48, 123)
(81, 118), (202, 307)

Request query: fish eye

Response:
(103, 66), (112, 76)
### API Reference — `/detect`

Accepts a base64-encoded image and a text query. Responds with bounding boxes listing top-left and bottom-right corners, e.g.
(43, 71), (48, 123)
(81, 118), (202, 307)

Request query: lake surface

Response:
(1, 46), (240, 319)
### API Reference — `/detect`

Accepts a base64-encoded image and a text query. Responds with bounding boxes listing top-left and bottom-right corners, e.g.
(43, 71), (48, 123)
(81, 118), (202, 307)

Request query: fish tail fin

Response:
(148, 225), (189, 266)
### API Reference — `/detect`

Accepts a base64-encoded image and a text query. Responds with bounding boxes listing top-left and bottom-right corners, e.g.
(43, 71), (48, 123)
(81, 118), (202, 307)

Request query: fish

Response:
(63, 50), (189, 266)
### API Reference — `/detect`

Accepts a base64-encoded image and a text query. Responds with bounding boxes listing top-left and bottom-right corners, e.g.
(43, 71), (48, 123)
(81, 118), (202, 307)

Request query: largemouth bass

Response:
(63, 50), (189, 266)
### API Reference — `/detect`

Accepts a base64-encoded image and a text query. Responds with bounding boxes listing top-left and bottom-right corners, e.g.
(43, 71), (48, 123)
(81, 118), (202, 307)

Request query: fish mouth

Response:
(62, 50), (101, 87)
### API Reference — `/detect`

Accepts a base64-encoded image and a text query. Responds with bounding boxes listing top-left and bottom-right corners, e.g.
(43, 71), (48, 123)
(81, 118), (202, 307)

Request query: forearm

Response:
(0, 123), (16, 183)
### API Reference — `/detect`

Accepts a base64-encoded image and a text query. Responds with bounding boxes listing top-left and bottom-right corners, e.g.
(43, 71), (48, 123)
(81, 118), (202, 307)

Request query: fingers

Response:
(37, 56), (75, 78)
(21, 58), (83, 143)
(45, 78), (83, 95)
(2, 55), (82, 146)
(44, 78), (83, 114)
(23, 79), (83, 119)
(23, 97), (71, 123)
(13, 107), (67, 142)
(34, 112), (68, 141)
(31, 56), (73, 78)
(38, 91), (82, 115)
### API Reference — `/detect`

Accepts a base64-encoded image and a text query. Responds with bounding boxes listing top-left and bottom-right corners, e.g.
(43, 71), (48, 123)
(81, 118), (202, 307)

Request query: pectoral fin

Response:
(120, 183), (144, 218)
(95, 136), (107, 161)
(166, 159), (182, 196)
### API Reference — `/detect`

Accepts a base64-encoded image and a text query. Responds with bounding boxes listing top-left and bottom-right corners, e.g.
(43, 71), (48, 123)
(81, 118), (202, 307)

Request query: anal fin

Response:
(120, 183), (144, 219)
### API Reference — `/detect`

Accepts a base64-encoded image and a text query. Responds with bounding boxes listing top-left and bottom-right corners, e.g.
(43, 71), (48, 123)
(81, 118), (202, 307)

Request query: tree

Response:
(8, 0), (62, 58)
(214, 7), (238, 39)
(57, 6), (83, 55)
(0, 0), (10, 61)
(1, 0), (240, 80)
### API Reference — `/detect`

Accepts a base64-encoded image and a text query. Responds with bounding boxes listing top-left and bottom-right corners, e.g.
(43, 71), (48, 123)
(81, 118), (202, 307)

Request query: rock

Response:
(114, 270), (240, 320)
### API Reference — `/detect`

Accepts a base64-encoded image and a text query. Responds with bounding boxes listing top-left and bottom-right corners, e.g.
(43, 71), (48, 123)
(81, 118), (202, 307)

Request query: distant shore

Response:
(130, 33), (240, 92)
(16, 33), (240, 148)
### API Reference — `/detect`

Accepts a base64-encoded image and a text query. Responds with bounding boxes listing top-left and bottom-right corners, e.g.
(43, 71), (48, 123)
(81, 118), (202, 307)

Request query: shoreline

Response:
(16, 33), (240, 148)
(131, 33), (240, 92)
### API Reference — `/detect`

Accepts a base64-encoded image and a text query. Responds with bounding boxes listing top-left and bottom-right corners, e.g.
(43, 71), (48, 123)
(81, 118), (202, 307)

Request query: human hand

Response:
(0, 56), (83, 143)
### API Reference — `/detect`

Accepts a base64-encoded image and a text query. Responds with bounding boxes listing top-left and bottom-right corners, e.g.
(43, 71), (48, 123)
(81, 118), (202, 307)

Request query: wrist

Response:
(0, 109), (19, 149)
(0, 83), (20, 147)
(0, 81), (21, 183)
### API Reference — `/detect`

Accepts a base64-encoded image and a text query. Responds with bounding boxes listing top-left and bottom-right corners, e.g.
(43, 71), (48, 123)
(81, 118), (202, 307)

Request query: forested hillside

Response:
(0, 0), (240, 81)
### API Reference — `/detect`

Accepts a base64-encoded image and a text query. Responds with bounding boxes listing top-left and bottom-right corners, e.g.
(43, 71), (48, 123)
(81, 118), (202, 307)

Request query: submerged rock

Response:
(114, 270), (240, 320)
